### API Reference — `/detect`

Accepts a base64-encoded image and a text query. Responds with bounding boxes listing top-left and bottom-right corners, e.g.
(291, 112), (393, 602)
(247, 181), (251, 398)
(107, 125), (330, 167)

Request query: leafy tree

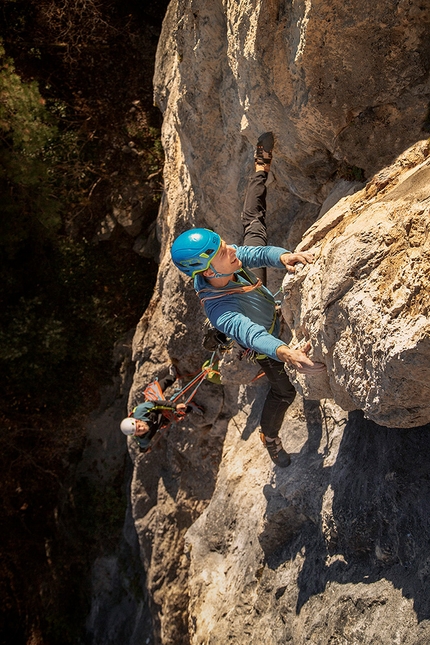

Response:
(0, 0), (169, 640)
(0, 36), (158, 410)
(0, 41), (61, 248)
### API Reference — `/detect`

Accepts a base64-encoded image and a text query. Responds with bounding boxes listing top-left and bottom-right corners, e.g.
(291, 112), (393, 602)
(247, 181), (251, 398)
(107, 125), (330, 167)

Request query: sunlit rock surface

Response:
(124, 0), (430, 643)
(282, 142), (430, 428)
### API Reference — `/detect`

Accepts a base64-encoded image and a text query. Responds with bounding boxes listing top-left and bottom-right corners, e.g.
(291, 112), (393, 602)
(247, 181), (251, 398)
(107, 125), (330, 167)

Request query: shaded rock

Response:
(94, 212), (118, 242)
(318, 178), (365, 219)
(80, 331), (154, 643)
(86, 507), (153, 645)
(185, 401), (430, 645)
(109, 183), (157, 238)
(133, 220), (161, 261)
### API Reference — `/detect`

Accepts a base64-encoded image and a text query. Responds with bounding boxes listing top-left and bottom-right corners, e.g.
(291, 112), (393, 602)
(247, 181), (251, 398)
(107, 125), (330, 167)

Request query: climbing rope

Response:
(141, 325), (276, 454)
(169, 350), (218, 404)
(141, 351), (219, 454)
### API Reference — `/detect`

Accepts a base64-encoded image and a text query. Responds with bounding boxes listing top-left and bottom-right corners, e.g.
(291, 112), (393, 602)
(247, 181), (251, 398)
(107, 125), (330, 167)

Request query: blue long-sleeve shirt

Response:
(194, 245), (288, 361)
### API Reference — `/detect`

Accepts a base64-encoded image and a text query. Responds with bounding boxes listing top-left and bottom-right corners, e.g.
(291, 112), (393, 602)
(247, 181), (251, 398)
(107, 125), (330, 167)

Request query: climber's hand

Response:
(276, 341), (326, 374)
(280, 251), (315, 273)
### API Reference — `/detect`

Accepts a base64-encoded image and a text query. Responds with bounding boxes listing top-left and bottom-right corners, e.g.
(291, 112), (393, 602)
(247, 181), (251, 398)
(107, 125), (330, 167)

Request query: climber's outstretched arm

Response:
(280, 251), (315, 273)
(276, 341), (326, 374)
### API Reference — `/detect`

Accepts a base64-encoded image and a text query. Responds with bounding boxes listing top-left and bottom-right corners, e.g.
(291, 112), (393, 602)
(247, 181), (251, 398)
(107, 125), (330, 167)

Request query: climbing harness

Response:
(197, 266), (280, 362)
(138, 351), (220, 453)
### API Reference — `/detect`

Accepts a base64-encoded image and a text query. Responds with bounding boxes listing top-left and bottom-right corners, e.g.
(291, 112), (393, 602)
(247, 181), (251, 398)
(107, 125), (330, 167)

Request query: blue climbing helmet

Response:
(171, 228), (221, 278)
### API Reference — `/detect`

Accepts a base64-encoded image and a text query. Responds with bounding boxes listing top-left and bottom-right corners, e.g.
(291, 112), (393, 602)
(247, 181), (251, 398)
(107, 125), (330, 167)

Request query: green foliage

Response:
(0, 40), (62, 242)
(0, 296), (67, 365)
(0, 3), (168, 642)
(0, 45), (52, 152)
(0, 40), (158, 412)
(0, 234), (157, 411)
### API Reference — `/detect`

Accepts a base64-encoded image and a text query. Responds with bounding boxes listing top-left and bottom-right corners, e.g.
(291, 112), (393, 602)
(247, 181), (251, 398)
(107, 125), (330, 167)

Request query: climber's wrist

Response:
(276, 344), (293, 363)
(279, 252), (291, 260)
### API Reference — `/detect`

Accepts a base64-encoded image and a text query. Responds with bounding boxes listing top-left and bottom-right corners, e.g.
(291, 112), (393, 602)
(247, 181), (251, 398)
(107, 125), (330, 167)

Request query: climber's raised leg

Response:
(241, 132), (274, 285)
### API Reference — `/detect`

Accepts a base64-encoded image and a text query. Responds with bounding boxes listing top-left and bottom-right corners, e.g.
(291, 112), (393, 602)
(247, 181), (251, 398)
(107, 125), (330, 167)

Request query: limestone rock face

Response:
(281, 142), (430, 427)
(185, 398), (430, 645)
(123, 0), (430, 643)
(154, 0), (430, 209)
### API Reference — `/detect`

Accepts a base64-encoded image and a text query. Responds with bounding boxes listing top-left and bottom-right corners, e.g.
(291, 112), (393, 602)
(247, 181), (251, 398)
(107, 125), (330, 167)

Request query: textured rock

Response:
(123, 0), (430, 643)
(128, 379), (228, 644)
(94, 180), (158, 243)
(154, 0), (430, 208)
(281, 141), (430, 427)
(185, 399), (430, 645)
(82, 332), (154, 644)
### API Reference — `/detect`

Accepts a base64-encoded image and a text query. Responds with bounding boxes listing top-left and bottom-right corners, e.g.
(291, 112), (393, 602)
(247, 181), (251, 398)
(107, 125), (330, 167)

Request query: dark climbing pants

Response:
(241, 170), (269, 284)
(241, 169), (296, 438)
(257, 356), (296, 438)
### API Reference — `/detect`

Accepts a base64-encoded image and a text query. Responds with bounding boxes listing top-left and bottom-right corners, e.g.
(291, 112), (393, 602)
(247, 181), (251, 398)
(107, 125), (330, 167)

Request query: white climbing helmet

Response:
(120, 417), (137, 436)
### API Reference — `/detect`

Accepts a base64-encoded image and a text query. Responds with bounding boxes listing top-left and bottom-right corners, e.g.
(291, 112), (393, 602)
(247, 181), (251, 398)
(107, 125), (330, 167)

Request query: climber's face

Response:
(205, 240), (242, 277)
(134, 420), (150, 436)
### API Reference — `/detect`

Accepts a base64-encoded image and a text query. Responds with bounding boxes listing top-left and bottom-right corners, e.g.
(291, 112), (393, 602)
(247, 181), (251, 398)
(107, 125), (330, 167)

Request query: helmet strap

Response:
(207, 263), (236, 279)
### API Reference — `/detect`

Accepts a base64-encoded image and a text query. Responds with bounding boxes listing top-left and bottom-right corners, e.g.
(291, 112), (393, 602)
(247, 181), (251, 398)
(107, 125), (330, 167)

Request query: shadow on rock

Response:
(240, 382), (269, 441)
(258, 406), (430, 621)
(259, 400), (329, 564)
(329, 410), (430, 621)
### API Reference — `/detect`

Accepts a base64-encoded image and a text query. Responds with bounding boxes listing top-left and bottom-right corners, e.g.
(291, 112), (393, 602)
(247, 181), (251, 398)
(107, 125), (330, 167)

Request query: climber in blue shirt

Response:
(171, 133), (325, 467)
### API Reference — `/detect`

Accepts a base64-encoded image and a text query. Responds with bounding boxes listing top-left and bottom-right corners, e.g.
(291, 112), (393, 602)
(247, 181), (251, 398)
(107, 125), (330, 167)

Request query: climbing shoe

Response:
(255, 132), (274, 167)
(186, 401), (205, 416)
(260, 433), (291, 468)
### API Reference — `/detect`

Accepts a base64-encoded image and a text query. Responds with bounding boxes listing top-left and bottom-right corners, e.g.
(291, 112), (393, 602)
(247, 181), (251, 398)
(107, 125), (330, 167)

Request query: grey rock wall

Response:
(81, 333), (154, 644)
(124, 0), (430, 643)
(185, 400), (430, 645)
